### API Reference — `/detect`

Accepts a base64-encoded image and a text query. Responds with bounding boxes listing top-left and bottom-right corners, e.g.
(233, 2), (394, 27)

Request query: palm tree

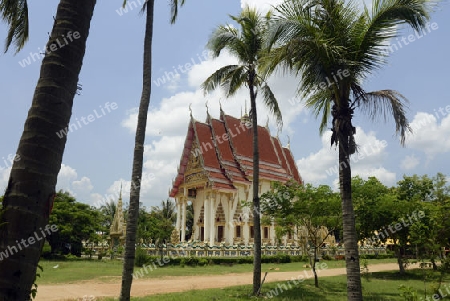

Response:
(0, 0), (29, 52)
(155, 199), (176, 224)
(265, 0), (436, 299)
(0, 1), (96, 299)
(201, 6), (282, 295)
(119, 1), (184, 300)
(100, 200), (117, 232)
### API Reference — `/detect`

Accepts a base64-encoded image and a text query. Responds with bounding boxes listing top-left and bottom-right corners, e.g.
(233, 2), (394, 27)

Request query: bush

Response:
(41, 243), (52, 259)
(135, 247), (149, 267)
(291, 255), (309, 262)
(322, 254), (333, 260)
(198, 258), (209, 266)
(360, 253), (395, 260)
(261, 254), (291, 263)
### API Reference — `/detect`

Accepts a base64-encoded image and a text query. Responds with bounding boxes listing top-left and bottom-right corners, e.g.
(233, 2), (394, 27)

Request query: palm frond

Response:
(1, 0), (29, 53)
(221, 65), (247, 97)
(353, 0), (437, 77)
(260, 82), (283, 129)
(354, 89), (411, 145)
(201, 65), (241, 95)
(305, 88), (333, 135)
(265, 0), (348, 94)
(170, 0), (185, 24)
(207, 25), (241, 58)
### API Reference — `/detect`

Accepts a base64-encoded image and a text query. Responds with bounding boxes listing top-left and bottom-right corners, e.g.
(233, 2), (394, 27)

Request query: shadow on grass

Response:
(100, 269), (450, 301)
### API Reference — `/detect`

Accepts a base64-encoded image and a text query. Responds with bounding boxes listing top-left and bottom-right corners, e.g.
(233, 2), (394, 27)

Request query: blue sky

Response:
(1, 0), (449, 209)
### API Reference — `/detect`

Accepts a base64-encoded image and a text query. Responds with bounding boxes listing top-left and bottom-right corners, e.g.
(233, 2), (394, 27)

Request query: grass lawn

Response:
(37, 258), (397, 284)
(98, 269), (450, 301)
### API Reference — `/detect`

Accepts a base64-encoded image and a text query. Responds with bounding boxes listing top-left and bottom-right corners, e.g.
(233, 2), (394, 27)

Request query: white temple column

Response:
(176, 199), (181, 232)
(181, 199), (186, 242)
(223, 196), (230, 245)
(209, 196), (215, 245)
(204, 197), (209, 243)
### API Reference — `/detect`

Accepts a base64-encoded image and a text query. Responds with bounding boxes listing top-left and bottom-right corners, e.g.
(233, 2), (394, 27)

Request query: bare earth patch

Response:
(35, 263), (414, 301)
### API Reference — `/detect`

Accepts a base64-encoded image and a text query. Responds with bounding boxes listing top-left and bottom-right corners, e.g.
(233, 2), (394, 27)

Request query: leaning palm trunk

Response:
(336, 108), (362, 300)
(0, 1), (96, 299)
(119, 0), (154, 300)
(249, 75), (262, 295)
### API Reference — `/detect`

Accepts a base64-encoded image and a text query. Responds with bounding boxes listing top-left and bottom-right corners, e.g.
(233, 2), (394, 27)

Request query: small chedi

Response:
(109, 185), (127, 248)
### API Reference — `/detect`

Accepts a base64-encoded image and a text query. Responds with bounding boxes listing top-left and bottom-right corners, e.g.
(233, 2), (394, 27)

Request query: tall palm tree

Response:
(158, 199), (176, 224)
(100, 200), (117, 232)
(265, 0), (435, 299)
(119, 1), (184, 300)
(201, 6), (282, 295)
(0, 1), (96, 299)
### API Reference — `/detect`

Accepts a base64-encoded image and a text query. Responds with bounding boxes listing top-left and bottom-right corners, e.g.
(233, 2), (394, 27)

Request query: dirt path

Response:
(35, 262), (412, 301)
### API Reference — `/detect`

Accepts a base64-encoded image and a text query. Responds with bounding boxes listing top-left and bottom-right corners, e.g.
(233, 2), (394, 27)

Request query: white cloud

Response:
(72, 176), (93, 192)
(56, 164), (78, 193)
(0, 167), (12, 193)
(405, 112), (450, 159)
(296, 127), (395, 187)
(56, 164), (99, 204)
(400, 154), (420, 170)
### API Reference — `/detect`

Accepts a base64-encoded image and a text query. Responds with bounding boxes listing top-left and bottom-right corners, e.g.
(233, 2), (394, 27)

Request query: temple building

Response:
(170, 107), (303, 246)
(109, 185), (127, 248)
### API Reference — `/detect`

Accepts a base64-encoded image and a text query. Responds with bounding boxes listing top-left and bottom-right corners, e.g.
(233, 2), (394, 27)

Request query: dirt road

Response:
(35, 262), (409, 301)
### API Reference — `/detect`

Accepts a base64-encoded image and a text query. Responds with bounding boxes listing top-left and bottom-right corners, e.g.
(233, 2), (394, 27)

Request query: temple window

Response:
(264, 227), (269, 239)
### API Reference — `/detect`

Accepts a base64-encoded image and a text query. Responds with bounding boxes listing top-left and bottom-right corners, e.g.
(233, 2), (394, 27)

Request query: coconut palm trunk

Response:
(0, 0), (96, 299)
(248, 71), (262, 295)
(337, 116), (362, 300)
(119, 0), (154, 300)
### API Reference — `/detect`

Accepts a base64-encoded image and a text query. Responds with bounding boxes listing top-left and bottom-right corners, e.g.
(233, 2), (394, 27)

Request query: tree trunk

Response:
(338, 122), (363, 300)
(249, 74), (261, 296)
(397, 246), (405, 274)
(0, 1), (96, 299)
(119, 1), (154, 300)
(313, 246), (319, 288)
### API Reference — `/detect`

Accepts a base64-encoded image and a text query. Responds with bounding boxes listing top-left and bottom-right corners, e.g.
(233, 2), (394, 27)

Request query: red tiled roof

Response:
(170, 110), (302, 197)
(221, 115), (280, 165)
(283, 147), (303, 184)
(194, 122), (221, 169)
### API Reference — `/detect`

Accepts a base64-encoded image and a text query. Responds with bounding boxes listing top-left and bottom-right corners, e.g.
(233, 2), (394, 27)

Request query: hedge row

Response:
(360, 253), (396, 259)
(134, 251), (310, 267)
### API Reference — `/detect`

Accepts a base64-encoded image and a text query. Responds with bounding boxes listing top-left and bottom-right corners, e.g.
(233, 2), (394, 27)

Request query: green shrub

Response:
(41, 242), (52, 259)
(322, 254), (333, 260)
(198, 258), (208, 266)
(360, 253), (395, 260)
(135, 247), (149, 267)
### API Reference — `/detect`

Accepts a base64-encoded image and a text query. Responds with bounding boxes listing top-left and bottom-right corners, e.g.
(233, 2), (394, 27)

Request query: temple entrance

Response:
(200, 227), (204, 241)
(217, 226), (224, 242)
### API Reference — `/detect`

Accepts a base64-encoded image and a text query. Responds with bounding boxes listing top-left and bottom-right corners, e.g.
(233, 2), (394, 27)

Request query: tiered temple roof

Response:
(169, 108), (302, 197)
